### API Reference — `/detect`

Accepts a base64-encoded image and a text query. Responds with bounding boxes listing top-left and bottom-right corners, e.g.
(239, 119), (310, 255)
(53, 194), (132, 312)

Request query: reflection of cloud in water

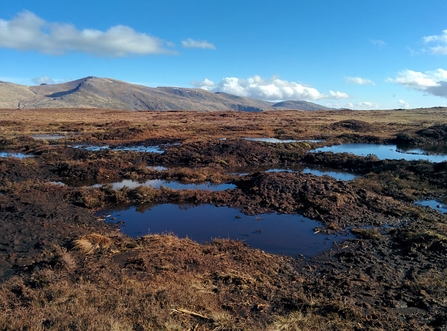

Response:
(312, 144), (447, 162)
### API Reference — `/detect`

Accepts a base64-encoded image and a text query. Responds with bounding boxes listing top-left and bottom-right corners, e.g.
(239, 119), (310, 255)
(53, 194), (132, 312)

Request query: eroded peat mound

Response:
(1, 108), (447, 330)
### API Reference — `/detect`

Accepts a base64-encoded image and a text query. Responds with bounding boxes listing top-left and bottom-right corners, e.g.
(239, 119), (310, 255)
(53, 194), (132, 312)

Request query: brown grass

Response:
(1, 108), (446, 142)
(73, 233), (112, 254)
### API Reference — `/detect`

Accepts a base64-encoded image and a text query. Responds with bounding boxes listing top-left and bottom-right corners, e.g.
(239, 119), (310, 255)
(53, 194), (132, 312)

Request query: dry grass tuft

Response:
(73, 233), (112, 254)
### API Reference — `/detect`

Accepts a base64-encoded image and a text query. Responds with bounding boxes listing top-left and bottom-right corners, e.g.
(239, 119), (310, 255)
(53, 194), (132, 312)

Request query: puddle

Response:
(72, 145), (110, 152)
(101, 204), (351, 256)
(113, 146), (164, 153)
(91, 179), (236, 191)
(0, 152), (33, 159)
(302, 167), (357, 181)
(312, 144), (447, 162)
(71, 144), (167, 154)
(31, 134), (70, 140)
(146, 166), (168, 171)
(415, 200), (447, 213)
(243, 138), (323, 143)
(230, 165), (357, 181)
(49, 181), (66, 186)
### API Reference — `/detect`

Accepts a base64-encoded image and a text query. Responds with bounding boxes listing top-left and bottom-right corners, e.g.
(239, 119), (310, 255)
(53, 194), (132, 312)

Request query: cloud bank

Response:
(32, 76), (55, 85)
(398, 100), (410, 108)
(423, 30), (447, 55)
(388, 68), (447, 98)
(345, 76), (375, 85)
(182, 38), (216, 50)
(0, 11), (175, 56)
(193, 76), (349, 101)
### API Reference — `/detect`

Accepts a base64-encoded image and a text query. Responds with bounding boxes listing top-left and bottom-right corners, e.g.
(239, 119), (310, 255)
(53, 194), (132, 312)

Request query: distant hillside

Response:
(0, 76), (332, 111)
(271, 100), (333, 111)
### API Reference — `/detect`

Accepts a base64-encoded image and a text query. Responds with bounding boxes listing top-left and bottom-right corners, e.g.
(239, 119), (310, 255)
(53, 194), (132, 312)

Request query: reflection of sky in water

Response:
(262, 166), (357, 181)
(102, 204), (351, 256)
(0, 152), (32, 158)
(302, 168), (357, 181)
(312, 144), (447, 162)
(146, 166), (168, 171)
(32, 134), (68, 140)
(92, 179), (236, 191)
(113, 146), (164, 153)
(72, 145), (165, 153)
(244, 138), (323, 143)
(415, 200), (447, 213)
(397, 144), (447, 155)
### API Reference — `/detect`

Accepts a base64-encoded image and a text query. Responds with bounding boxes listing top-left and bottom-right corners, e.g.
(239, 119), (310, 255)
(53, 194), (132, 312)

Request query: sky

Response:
(1, 0), (447, 110)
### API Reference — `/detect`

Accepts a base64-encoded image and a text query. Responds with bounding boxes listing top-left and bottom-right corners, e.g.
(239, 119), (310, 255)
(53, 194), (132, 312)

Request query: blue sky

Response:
(1, 0), (447, 109)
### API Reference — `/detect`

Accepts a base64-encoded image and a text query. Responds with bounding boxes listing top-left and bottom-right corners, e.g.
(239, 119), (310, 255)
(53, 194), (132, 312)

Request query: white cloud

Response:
(193, 75), (349, 101)
(358, 102), (374, 108)
(388, 68), (447, 97)
(182, 38), (216, 50)
(0, 11), (175, 56)
(32, 76), (54, 85)
(344, 76), (376, 85)
(329, 90), (349, 99)
(354, 102), (381, 109)
(328, 101), (380, 110)
(370, 39), (387, 48)
(398, 100), (410, 108)
(423, 29), (447, 55)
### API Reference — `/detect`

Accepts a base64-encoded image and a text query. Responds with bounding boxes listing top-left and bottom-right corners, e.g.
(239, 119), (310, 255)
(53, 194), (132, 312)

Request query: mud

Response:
(1, 110), (447, 330)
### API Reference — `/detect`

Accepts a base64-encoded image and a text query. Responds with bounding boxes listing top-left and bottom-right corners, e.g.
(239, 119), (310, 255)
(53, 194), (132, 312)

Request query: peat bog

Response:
(1, 108), (447, 330)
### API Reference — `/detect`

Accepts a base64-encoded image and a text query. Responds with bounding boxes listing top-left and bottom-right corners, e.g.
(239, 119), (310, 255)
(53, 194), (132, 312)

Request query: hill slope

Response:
(0, 77), (332, 111)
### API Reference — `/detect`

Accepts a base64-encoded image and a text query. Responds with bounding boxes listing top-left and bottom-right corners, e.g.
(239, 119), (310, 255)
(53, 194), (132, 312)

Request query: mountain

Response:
(0, 76), (332, 111)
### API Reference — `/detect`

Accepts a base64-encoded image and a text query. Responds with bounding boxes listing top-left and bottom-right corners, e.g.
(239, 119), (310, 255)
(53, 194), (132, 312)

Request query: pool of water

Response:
(415, 200), (447, 213)
(71, 144), (165, 153)
(146, 166), (168, 171)
(0, 152), (32, 159)
(302, 167), (357, 181)
(244, 138), (323, 143)
(31, 134), (71, 140)
(91, 179), (236, 191)
(397, 144), (447, 155)
(230, 165), (357, 181)
(101, 204), (351, 256)
(312, 144), (447, 162)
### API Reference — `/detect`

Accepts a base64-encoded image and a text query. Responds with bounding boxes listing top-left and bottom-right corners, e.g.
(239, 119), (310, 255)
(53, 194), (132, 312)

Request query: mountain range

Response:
(0, 76), (332, 111)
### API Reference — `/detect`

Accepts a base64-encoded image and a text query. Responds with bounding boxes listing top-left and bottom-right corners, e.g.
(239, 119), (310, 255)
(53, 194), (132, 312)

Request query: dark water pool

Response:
(101, 204), (351, 256)
(312, 144), (447, 162)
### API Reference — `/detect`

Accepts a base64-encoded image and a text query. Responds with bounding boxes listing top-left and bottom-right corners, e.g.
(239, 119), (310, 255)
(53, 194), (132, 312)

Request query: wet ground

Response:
(1, 108), (447, 330)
